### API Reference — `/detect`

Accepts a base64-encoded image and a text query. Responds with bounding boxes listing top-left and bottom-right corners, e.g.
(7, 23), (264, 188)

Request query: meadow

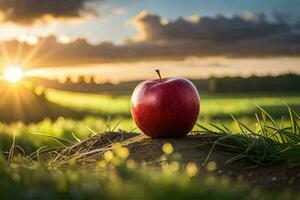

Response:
(0, 88), (300, 199)
(46, 89), (300, 118)
(0, 88), (299, 154)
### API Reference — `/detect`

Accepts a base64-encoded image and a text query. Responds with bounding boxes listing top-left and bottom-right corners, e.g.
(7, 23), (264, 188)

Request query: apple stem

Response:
(155, 69), (162, 80)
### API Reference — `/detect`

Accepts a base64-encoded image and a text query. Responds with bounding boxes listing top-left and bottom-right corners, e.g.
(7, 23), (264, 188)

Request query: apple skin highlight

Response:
(131, 77), (200, 138)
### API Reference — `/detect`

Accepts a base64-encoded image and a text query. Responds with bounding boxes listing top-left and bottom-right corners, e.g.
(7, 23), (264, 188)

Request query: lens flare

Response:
(3, 65), (24, 83)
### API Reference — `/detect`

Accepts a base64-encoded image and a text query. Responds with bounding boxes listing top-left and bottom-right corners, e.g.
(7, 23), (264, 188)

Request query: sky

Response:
(0, 0), (299, 44)
(0, 0), (299, 79)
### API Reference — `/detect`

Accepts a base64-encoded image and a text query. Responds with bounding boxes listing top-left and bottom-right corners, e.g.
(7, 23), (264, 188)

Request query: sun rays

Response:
(0, 21), (57, 75)
(0, 33), (55, 120)
(0, 80), (47, 122)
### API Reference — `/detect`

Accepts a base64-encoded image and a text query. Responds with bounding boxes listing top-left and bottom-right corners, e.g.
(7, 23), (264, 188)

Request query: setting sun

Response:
(4, 66), (24, 83)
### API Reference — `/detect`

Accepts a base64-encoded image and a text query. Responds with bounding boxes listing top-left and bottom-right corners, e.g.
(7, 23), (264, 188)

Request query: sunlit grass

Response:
(0, 89), (297, 154)
(0, 148), (284, 200)
(0, 90), (299, 199)
(0, 116), (136, 152)
(46, 89), (300, 119)
(46, 89), (130, 114)
(198, 105), (300, 166)
(1, 108), (299, 199)
(202, 95), (300, 117)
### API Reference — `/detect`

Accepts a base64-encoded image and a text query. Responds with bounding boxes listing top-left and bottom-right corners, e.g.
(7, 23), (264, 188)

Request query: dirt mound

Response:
(43, 132), (300, 191)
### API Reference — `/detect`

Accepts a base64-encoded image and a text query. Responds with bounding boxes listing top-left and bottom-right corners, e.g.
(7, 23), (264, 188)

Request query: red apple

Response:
(131, 70), (200, 138)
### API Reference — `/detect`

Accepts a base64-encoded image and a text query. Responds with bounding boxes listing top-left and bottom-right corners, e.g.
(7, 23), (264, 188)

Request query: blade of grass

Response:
(254, 103), (278, 129)
(32, 133), (74, 147)
(8, 131), (16, 163)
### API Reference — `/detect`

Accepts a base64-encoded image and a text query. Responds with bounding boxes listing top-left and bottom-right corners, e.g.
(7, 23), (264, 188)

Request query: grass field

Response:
(0, 89), (299, 152)
(46, 89), (300, 118)
(2, 150), (296, 200)
(0, 89), (300, 199)
(46, 89), (300, 131)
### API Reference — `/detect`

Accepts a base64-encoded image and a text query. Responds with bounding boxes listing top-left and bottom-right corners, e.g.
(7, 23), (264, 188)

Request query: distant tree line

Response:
(28, 74), (300, 95)
(192, 74), (300, 93)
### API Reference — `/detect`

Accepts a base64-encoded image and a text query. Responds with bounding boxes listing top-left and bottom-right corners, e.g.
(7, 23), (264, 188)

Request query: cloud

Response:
(0, 0), (100, 24)
(130, 11), (291, 43)
(2, 34), (299, 68)
(1, 11), (300, 68)
(111, 8), (125, 15)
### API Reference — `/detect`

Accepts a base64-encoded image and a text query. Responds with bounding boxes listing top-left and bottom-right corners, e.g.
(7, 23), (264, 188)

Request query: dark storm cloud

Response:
(0, 0), (99, 24)
(131, 11), (291, 42)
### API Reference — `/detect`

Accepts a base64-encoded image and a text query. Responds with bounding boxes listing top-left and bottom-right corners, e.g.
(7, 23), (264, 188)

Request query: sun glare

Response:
(4, 66), (24, 83)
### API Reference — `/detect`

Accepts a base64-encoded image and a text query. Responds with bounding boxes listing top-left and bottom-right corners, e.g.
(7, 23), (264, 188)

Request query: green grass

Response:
(0, 152), (288, 200)
(198, 105), (300, 167)
(1, 139), (299, 200)
(1, 90), (300, 199)
(0, 89), (299, 154)
(46, 89), (300, 119)
(46, 89), (130, 115)
(0, 117), (136, 153)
